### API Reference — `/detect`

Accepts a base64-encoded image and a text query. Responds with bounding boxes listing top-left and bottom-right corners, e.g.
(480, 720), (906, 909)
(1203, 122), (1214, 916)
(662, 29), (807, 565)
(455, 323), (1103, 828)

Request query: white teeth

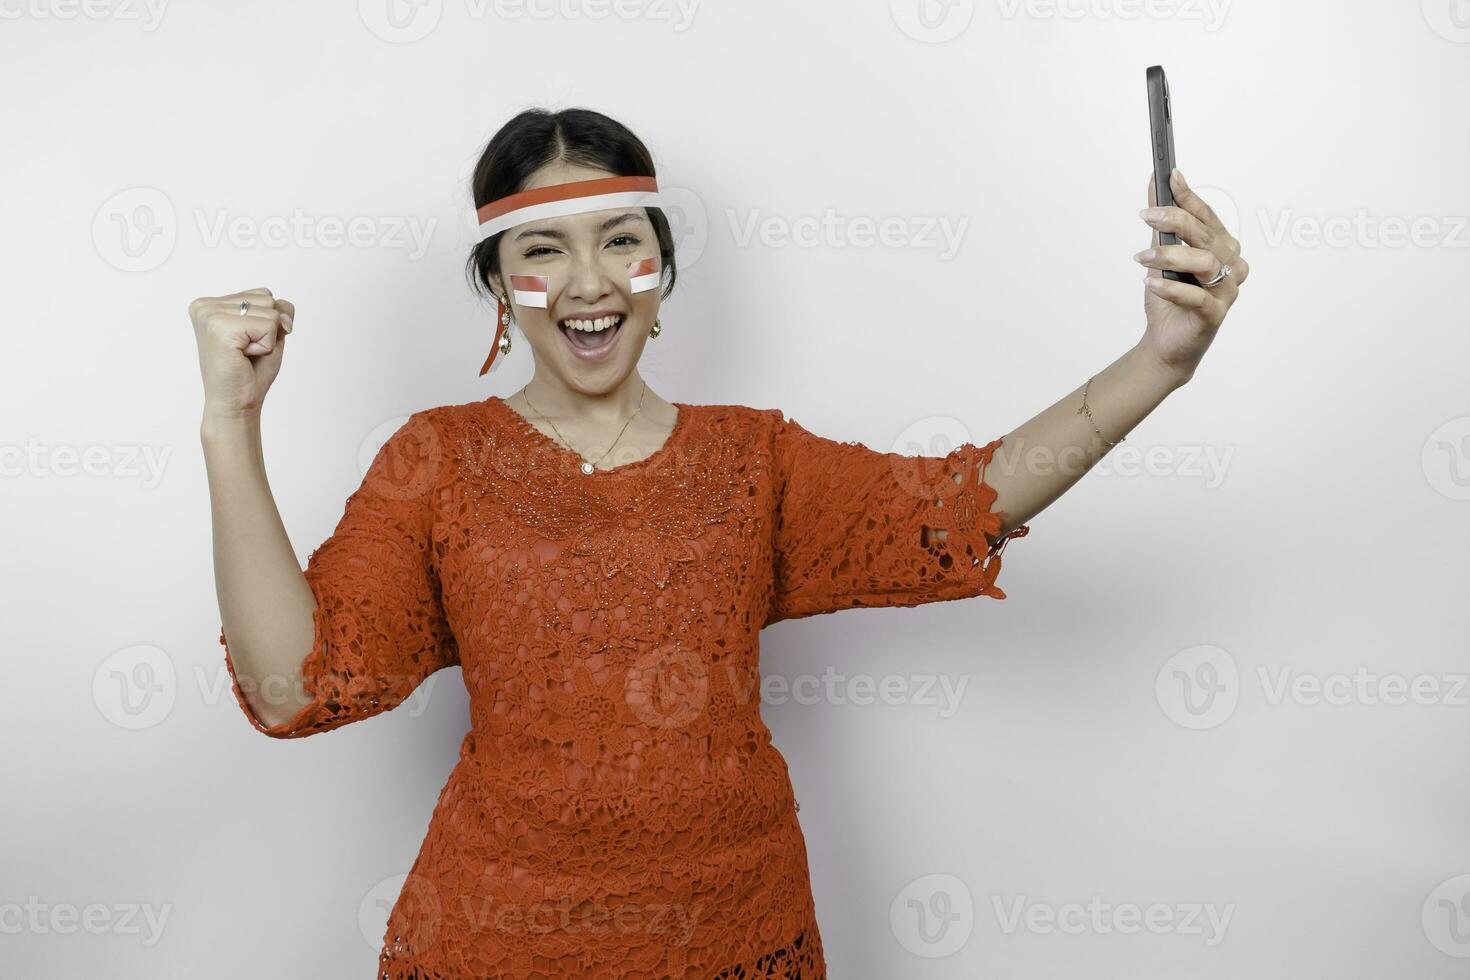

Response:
(561, 315), (622, 332)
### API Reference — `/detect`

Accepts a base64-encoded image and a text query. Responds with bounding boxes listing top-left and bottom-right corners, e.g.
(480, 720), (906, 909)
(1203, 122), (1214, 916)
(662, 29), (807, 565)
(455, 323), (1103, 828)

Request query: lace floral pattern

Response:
(221, 396), (1029, 977)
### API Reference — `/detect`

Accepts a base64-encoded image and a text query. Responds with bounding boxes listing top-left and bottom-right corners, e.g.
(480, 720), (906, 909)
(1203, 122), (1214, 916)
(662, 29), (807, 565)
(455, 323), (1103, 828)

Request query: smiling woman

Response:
(203, 99), (1245, 980)
(464, 111), (678, 388)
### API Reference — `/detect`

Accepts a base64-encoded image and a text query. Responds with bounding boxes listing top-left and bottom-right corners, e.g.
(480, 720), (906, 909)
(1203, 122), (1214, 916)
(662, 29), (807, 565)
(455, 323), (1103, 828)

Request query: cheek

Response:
(625, 256), (661, 297)
(507, 274), (552, 311)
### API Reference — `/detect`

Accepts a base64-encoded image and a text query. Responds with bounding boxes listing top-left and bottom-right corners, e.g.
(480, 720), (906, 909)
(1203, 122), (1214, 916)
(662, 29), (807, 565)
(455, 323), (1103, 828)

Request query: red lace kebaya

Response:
(222, 395), (1029, 978)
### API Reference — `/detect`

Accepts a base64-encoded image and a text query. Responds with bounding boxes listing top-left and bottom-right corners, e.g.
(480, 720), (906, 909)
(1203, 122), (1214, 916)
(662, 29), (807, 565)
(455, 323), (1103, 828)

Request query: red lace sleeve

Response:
(221, 411), (460, 738)
(764, 410), (1030, 626)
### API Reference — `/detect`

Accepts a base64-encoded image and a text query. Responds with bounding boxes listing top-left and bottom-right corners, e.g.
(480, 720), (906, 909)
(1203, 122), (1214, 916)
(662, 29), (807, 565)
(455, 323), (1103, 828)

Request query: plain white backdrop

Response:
(4, 0), (1469, 976)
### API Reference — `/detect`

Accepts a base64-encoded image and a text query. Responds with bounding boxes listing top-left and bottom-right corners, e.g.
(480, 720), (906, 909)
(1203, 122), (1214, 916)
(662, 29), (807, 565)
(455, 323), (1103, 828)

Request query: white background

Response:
(4, 0), (1469, 976)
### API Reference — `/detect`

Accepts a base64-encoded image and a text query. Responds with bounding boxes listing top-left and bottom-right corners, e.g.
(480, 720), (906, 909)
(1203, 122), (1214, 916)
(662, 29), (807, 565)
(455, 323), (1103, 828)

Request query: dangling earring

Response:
(498, 301), (513, 355)
(478, 294), (514, 377)
(649, 317), (662, 338)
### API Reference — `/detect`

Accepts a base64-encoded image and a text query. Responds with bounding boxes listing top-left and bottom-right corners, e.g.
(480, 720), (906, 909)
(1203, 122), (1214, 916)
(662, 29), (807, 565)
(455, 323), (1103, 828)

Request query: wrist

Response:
(200, 408), (262, 445)
(1126, 342), (1193, 396)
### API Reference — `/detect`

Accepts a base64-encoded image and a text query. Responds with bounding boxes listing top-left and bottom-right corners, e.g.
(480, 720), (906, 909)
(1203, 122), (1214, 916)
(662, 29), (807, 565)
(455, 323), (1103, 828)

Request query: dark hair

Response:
(464, 107), (677, 306)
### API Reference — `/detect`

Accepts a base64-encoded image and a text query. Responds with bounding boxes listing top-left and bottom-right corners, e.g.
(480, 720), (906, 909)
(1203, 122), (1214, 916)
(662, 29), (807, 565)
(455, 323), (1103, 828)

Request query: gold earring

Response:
(649, 317), (662, 338)
(498, 298), (513, 356)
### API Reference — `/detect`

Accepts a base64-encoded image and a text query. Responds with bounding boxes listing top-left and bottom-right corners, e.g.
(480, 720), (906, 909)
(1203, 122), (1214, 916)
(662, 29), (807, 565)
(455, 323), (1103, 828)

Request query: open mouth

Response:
(558, 314), (625, 353)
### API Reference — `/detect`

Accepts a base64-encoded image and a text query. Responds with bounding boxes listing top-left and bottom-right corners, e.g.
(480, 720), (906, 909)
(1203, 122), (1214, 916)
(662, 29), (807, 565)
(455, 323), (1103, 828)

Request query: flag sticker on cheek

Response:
(509, 274), (550, 309)
(626, 256), (660, 294)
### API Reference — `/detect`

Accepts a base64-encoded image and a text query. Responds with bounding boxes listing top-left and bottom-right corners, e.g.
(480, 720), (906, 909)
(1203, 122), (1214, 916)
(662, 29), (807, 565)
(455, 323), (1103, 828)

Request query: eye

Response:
(608, 234), (641, 248)
(523, 245), (558, 258)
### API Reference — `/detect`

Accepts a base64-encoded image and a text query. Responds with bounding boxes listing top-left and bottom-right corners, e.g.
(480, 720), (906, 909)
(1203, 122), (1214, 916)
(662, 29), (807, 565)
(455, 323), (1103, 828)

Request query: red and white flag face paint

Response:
(509, 275), (549, 308)
(626, 256), (660, 294)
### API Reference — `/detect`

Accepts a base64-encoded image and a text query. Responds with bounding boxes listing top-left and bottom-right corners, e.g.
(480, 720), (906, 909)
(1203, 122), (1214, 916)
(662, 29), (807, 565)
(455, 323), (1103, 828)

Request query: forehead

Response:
(522, 159), (612, 190)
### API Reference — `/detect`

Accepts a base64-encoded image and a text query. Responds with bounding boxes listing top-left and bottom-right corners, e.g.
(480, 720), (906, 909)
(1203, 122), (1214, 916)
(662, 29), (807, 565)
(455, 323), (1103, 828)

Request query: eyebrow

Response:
(513, 211), (650, 243)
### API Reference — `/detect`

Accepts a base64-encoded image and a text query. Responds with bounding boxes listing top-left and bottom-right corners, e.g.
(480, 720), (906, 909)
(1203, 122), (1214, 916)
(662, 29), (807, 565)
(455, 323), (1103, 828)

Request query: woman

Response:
(197, 107), (1247, 978)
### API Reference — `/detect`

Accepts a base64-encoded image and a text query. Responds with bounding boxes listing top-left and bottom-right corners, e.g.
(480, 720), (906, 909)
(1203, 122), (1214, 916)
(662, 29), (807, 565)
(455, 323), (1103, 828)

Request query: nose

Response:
(564, 248), (615, 306)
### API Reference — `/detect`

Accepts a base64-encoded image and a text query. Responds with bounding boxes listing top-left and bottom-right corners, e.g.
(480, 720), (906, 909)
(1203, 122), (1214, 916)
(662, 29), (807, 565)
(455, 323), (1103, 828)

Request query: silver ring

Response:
(1199, 263), (1233, 288)
(239, 300), (250, 316)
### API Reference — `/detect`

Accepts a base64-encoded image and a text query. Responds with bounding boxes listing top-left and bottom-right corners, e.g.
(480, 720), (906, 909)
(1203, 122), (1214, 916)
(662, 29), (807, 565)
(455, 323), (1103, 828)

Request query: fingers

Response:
(221, 309), (282, 357)
(1136, 244), (1242, 301)
(1145, 275), (1226, 316)
(1166, 169), (1244, 263)
(1134, 244), (1222, 279)
(192, 299), (289, 359)
(1146, 174), (1162, 259)
(225, 287), (275, 302)
(1137, 170), (1250, 302)
(212, 287), (278, 311)
(190, 289), (293, 336)
(1169, 168), (1228, 237)
(1140, 204), (1217, 253)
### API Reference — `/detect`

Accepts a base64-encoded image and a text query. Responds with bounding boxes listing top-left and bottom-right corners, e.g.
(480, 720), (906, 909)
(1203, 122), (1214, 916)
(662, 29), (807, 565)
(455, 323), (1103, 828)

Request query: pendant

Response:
(580, 461), (595, 475)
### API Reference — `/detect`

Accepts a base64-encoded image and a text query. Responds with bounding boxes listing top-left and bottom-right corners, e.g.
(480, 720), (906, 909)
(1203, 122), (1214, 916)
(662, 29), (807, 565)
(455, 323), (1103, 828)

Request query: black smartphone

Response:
(1146, 65), (1198, 286)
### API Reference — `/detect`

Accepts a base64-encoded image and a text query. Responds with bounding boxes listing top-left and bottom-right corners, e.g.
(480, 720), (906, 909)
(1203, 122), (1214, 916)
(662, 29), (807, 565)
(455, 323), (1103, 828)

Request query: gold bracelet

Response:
(1076, 375), (1123, 448)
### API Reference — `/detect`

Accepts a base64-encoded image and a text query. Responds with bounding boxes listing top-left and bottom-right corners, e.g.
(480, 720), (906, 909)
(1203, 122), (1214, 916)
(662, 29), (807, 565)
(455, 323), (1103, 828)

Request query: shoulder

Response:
(411, 398), (484, 427)
(395, 398), (495, 448)
(678, 403), (795, 447)
(368, 401), (489, 494)
(681, 402), (781, 424)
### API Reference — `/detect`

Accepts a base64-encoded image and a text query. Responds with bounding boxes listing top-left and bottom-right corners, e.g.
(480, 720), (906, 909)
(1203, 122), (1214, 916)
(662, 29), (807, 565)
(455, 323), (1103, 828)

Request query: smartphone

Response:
(1146, 65), (1199, 286)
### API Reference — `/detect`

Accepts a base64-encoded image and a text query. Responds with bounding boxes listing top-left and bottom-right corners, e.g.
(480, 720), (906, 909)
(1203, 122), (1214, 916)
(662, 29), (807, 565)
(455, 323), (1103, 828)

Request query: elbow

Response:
(250, 706), (309, 739)
(220, 627), (324, 739)
(236, 687), (316, 739)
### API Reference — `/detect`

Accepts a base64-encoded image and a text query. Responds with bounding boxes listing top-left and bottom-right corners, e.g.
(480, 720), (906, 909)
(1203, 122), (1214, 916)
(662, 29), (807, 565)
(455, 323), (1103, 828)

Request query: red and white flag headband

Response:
(475, 175), (666, 242)
(475, 175), (667, 376)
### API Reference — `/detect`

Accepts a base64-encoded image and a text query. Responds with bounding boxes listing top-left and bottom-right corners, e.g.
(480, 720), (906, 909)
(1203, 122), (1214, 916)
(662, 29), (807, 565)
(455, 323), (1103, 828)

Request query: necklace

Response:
(520, 380), (648, 475)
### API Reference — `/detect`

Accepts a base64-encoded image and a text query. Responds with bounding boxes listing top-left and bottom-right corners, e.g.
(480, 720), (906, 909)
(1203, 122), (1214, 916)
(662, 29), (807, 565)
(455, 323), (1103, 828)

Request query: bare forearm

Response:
(984, 342), (1189, 537)
(201, 413), (318, 728)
